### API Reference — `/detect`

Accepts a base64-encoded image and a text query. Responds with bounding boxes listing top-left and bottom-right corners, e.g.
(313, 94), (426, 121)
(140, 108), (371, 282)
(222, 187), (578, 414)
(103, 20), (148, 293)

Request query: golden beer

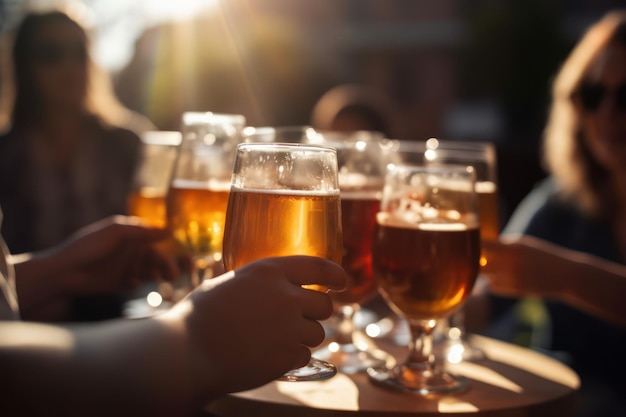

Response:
(476, 180), (499, 266)
(167, 179), (230, 265)
(128, 187), (167, 227)
(222, 187), (343, 292)
(373, 213), (480, 320)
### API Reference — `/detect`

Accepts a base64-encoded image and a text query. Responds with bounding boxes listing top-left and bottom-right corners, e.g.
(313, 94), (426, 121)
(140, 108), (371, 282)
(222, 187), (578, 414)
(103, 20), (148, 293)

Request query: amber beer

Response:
(476, 181), (499, 240)
(373, 213), (480, 320)
(334, 190), (380, 305)
(476, 180), (499, 267)
(167, 179), (231, 264)
(128, 187), (167, 227)
(222, 187), (343, 292)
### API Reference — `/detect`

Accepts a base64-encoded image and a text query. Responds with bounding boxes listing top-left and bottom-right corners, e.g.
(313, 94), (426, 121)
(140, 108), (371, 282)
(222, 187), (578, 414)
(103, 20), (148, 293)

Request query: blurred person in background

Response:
(483, 10), (626, 416)
(310, 83), (397, 138)
(0, 10), (154, 321)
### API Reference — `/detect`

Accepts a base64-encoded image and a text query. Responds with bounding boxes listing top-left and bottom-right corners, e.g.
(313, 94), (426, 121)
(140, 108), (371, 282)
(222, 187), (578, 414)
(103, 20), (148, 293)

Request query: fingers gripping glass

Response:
(222, 143), (343, 382)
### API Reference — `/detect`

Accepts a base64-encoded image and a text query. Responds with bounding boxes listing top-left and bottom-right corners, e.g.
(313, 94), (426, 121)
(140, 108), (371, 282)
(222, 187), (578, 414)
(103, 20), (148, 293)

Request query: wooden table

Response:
(205, 335), (579, 416)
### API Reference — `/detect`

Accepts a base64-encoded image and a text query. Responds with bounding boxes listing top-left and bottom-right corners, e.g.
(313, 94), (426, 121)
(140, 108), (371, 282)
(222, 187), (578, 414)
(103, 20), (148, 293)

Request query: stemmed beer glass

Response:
(166, 112), (245, 300)
(368, 164), (481, 394)
(222, 142), (343, 382)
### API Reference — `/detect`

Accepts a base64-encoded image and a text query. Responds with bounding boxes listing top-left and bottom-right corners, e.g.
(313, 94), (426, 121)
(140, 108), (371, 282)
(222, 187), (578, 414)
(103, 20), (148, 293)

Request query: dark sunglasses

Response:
(31, 42), (87, 66)
(574, 82), (626, 112)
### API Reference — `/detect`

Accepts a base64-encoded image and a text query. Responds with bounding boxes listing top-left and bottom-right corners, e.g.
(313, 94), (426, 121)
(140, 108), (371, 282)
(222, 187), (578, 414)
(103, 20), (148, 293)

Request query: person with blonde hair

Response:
(484, 10), (626, 416)
(0, 10), (154, 321)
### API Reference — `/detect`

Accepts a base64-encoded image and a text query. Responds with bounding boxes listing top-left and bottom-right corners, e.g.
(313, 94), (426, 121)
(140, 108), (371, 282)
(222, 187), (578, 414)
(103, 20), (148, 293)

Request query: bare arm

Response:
(482, 235), (626, 327)
(12, 216), (180, 321)
(0, 256), (347, 416)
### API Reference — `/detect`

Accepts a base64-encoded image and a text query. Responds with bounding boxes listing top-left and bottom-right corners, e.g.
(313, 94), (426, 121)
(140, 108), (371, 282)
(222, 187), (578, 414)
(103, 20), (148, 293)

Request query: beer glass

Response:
(423, 138), (499, 362)
(125, 131), (181, 315)
(222, 142), (343, 382)
(368, 164), (481, 394)
(312, 131), (393, 373)
(128, 131), (181, 227)
(166, 112), (245, 296)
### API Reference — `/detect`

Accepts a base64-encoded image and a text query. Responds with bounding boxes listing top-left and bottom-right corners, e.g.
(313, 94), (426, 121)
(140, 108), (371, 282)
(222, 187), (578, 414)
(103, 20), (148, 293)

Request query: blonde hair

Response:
(544, 10), (626, 217)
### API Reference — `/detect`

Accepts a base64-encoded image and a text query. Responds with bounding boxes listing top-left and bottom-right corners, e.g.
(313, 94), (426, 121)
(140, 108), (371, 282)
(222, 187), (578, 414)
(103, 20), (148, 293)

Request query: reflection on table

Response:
(206, 334), (579, 417)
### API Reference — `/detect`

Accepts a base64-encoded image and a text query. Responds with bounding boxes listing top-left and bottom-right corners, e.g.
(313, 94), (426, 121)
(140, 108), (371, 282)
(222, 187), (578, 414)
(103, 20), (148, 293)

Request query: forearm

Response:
(551, 251), (626, 327)
(12, 253), (72, 321)
(515, 238), (626, 327)
(0, 317), (206, 416)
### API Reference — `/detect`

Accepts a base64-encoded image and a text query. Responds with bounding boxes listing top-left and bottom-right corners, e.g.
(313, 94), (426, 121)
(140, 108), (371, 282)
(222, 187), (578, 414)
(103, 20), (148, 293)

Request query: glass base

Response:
(313, 342), (394, 374)
(279, 358), (337, 382)
(439, 337), (487, 363)
(367, 365), (468, 396)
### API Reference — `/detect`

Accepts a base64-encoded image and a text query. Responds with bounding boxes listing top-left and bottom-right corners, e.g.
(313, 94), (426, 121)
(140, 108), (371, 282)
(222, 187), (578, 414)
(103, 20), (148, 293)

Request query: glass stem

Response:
(450, 309), (466, 336)
(335, 304), (358, 346)
(406, 320), (437, 373)
(192, 258), (212, 286)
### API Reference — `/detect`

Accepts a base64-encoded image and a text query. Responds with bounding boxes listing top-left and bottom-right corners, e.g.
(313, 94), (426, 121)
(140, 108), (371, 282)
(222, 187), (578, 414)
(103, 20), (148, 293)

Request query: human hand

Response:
(481, 235), (562, 297)
(46, 215), (189, 295)
(167, 256), (347, 397)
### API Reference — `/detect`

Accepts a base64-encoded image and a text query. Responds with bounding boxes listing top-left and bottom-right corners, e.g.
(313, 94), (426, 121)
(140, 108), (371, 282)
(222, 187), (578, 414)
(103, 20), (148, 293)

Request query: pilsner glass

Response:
(125, 131), (182, 314)
(128, 131), (181, 228)
(222, 142), (343, 382)
(422, 138), (499, 363)
(166, 112), (245, 299)
(368, 164), (481, 394)
(311, 131), (394, 373)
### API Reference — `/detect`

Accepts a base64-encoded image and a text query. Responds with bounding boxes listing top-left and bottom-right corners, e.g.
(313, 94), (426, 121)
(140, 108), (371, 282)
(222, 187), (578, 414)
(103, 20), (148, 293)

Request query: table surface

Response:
(206, 334), (580, 417)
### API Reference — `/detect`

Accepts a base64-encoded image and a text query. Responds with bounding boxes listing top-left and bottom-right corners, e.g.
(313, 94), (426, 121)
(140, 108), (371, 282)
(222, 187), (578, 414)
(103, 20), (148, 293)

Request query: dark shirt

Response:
(503, 177), (626, 415)
(0, 118), (141, 320)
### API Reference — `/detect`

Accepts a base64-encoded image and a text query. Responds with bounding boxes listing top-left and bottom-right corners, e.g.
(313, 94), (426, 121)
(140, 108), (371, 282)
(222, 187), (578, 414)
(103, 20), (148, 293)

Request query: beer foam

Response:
(340, 189), (382, 200)
(171, 178), (231, 192)
(377, 212), (478, 231)
(475, 181), (497, 194)
(230, 186), (339, 196)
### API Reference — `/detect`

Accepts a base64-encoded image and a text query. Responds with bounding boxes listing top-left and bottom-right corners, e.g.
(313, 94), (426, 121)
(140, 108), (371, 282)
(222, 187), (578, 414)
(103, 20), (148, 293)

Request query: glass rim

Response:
(236, 141), (337, 154)
(141, 131), (182, 146)
(388, 162), (476, 177)
(182, 111), (246, 126)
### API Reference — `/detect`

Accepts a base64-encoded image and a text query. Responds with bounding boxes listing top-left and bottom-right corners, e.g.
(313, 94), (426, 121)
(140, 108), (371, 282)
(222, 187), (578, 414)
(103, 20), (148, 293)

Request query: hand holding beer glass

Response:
(166, 112), (245, 298)
(222, 142), (343, 381)
(368, 164), (481, 394)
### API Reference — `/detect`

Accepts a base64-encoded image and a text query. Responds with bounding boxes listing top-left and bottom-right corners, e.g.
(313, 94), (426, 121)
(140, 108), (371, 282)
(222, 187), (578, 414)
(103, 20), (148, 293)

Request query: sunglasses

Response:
(575, 82), (626, 112)
(31, 42), (87, 66)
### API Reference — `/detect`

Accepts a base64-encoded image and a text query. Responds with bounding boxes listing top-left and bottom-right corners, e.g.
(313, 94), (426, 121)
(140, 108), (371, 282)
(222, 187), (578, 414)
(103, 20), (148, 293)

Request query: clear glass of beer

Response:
(222, 142), (343, 382)
(368, 164), (481, 394)
(128, 131), (181, 228)
(166, 112), (245, 300)
(422, 138), (499, 363)
(125, 131), (182, 316)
